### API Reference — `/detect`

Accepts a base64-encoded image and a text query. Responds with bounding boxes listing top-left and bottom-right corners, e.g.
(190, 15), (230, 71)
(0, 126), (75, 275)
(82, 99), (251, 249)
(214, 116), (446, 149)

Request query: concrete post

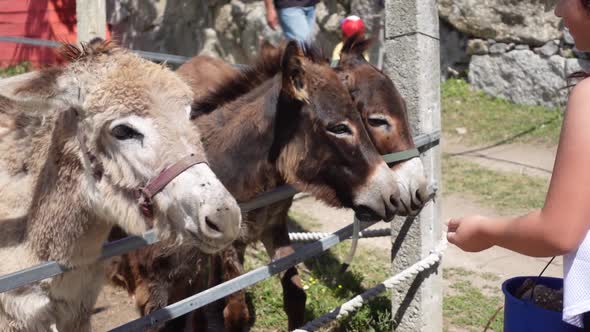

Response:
(384, 0), (442, 331)
(76, 0), (107, 43)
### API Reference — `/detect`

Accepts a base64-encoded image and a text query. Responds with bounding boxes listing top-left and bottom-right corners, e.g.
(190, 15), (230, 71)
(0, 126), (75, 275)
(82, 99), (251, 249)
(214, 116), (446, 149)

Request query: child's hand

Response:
(446, 215), (496, 252)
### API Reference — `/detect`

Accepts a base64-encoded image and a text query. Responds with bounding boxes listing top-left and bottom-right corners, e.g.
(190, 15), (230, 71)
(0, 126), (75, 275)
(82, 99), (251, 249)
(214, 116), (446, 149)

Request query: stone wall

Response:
(439, 0), (590, 108)
(106, 0), (382, 64)
(106, 0), (590, 108)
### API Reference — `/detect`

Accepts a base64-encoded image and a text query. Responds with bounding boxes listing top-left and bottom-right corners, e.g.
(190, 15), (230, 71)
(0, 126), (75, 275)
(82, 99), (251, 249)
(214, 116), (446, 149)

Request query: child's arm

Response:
(448, 78), (590, 257)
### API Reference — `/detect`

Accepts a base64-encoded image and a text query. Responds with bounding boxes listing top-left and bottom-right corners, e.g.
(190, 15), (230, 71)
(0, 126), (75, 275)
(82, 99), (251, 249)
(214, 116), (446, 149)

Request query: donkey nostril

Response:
(205, 217), (221, 233)
(390, 195), (399, 209)
(415, 189), (423, 204)
(410, 200), (421, 212)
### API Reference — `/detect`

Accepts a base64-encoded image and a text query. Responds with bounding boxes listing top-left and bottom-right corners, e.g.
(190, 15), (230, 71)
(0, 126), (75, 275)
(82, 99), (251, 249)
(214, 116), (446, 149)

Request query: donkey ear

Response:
(281, 41), (309, 103)
(339, 33), (375, 68)
(337, 71), (360, 101)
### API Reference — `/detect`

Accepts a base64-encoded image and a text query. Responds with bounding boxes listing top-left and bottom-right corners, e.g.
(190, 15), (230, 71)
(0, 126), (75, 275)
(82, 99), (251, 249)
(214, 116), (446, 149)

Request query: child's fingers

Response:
(446, 231), (458, 244)
(446, 218), (460, 232)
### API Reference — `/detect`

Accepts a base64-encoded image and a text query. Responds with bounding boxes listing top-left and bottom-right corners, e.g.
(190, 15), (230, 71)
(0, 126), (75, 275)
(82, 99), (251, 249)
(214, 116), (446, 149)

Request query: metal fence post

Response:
(76, 0), (107, 42)
(384, 0), (443, 331)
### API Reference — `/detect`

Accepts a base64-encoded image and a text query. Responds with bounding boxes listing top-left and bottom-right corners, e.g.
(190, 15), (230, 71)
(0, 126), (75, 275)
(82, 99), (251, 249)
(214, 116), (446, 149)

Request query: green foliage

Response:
(0, 62), (31, 78)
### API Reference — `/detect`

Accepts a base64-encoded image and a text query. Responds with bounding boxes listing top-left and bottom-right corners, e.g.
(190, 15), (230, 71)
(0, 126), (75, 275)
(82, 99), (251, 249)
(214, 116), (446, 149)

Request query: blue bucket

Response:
(502, 276), (583, 332)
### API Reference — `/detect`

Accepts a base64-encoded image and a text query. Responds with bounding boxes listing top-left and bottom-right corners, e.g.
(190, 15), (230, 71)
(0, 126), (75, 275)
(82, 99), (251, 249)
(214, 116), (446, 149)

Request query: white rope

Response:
(293, 236), (448, 332)
(288, 228), (391, 242)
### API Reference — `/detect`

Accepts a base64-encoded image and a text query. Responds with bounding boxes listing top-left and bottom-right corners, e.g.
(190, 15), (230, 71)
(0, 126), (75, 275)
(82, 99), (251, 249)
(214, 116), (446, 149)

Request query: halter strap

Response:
(77, 131), (206, 224)
(137, 153), (208, 219)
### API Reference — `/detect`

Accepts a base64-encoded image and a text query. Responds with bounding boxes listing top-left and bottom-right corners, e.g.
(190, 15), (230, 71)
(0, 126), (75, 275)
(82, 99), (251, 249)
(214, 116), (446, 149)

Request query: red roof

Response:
(0, 0), (108, 68)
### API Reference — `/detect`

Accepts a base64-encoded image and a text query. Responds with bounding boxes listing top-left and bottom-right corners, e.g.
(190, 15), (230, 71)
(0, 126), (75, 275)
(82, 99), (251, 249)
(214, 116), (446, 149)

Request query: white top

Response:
(563, 230), (590, 328)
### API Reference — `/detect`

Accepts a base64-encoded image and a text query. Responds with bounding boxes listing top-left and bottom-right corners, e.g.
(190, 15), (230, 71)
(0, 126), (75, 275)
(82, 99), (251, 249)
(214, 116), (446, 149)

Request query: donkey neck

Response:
(197, 77), (293, 202)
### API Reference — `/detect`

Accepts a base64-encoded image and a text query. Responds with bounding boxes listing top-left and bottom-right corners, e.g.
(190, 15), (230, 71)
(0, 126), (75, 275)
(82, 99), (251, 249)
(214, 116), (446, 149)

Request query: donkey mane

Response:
(57, 38), (116, 62)
(191, 41), (326, 116)
(11, 39), (119, 98)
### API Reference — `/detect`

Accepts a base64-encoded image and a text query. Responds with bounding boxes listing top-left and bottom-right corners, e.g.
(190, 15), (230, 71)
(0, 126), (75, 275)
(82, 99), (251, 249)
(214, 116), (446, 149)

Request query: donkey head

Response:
(273, 41), (400, 221)
(14, 41), (241, 253)
(336, 34), (432, 216)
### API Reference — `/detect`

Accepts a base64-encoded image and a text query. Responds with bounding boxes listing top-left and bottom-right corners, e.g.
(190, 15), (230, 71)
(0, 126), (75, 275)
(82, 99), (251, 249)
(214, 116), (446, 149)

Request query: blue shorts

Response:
(278, 6), (316, 42)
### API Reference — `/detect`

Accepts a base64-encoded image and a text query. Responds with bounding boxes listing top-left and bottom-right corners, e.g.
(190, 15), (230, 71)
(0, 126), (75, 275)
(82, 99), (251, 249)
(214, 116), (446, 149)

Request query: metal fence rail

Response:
(0, 36), (190, 65)
(110, 218), (383, 332)
(0, 131), (440, 294)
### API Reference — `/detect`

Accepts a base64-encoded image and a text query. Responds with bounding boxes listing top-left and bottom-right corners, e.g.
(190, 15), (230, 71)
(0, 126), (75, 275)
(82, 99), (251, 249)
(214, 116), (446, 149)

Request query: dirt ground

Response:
(92, 138), (560, 331)
(443, 137), (556, 179)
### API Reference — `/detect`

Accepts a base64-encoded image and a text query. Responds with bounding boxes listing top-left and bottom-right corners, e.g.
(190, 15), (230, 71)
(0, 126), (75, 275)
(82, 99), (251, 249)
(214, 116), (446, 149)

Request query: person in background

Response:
(446, 0), (590, 329)
(264, 0), (319, 42)
(331, 15), (370, 66)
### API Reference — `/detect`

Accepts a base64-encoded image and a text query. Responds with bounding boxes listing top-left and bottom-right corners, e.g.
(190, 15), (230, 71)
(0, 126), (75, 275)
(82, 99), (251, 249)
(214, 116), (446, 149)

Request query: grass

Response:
(443, 155), (550, 213)
(443, 268), (504, 332)
(442, 79), (563, 146)
(0, 62), (30, 78)
(444, 267), (474, 279)
(481, 272), (501, 282)
(245, 212), (393, 332)
(444, 279), (504, 332)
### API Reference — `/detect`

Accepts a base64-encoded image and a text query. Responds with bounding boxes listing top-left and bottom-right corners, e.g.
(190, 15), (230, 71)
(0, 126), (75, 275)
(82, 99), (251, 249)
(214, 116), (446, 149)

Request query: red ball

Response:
(341, 15), (366, 37)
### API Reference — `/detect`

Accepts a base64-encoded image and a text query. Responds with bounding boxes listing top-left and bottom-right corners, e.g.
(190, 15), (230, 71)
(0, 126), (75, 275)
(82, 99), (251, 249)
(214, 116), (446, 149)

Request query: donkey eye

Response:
(367, 117), (390, 127)
(327, 124), (352, 136)
(111, 124), (143, 140)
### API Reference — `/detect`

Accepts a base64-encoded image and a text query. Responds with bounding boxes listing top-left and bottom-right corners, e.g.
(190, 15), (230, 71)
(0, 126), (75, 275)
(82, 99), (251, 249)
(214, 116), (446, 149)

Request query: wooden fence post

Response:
(76, 0), (107, 42)
(384, 0), (443, 331)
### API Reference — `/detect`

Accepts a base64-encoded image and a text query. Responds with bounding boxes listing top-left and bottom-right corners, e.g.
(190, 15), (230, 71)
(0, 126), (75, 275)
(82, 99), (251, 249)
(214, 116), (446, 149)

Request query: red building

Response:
(0, 0), (109, 67)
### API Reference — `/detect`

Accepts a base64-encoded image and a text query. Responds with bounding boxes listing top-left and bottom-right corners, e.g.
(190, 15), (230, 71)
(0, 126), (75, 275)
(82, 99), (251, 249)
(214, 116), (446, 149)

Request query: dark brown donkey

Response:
(208, 35), (433, 331)
(335, 34), (431, 215)
(107, 40), (400, 331)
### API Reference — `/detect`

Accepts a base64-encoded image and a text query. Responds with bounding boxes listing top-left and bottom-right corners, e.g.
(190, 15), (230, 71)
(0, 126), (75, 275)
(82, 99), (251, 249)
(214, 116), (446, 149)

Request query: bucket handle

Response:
(529, 256), (557, 302)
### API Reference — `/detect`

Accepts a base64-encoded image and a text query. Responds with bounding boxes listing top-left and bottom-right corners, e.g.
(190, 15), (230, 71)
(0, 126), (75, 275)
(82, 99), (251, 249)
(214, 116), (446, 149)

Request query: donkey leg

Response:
(54, 263), (104, 332)
(220, 244), (251, 332)
(186, 307), (207, 332)
(133, 279), (174, 332)
(55, 317), (90, 332)
(54, 292), (95, 332)
(261, 222), (307, 330)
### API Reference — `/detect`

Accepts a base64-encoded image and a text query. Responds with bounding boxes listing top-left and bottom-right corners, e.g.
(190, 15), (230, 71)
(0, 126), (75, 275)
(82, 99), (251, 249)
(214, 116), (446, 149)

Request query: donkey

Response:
(202, 35), (432, 331)
(335, 34), (431, 214)
(106, 40), (401, 331)
(0, 40), (241, 332)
